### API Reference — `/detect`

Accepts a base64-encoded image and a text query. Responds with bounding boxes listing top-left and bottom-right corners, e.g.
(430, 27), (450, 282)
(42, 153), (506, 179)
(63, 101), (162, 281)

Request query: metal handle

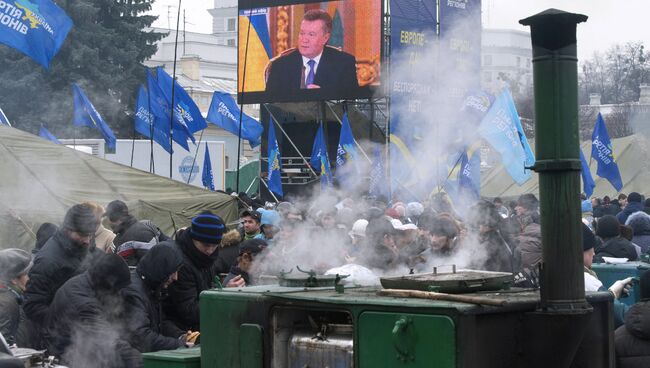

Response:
(391, 317), (415, 362)
(461, 279), (487, 288)
(433, 264), (457, 275)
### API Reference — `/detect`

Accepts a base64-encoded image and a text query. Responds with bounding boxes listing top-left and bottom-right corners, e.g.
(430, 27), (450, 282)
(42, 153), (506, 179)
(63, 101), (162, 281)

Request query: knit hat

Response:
(581, 200), (593, 213)
(62, 204), (99, 235)
(406, 202), (424, 218)
(640, 270), (650, 301)
(89, 253), (131, 292)
(595, 215), (621, 239)
(627, 192), (643, 203)
(34, 222), (58, 252)
(517, 194), (539, 212)
(384, 208), (400, 219)
(0, 248), (32, 282)
(136, 244), (183, 288)
(259, 209), (281, 227)
(190, 211), (225, 245)
(238, 238), (267, 255)
(582, 223), (597, 251)
(349, 219), (369, 238)
(104, 200), (129, 221)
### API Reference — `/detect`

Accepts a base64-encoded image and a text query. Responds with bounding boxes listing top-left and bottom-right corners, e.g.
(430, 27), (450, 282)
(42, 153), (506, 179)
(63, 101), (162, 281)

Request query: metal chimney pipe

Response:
(519, 9), (590, 312)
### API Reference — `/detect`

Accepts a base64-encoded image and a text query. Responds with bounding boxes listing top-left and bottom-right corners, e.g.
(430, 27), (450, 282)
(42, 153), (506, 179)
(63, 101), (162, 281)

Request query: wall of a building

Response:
(481, 28), (533, 93)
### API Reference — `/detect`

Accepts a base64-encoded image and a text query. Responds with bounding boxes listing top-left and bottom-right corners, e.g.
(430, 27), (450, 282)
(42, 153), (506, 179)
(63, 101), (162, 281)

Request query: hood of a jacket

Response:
(624, 301), (650, 339)
(627, 211), (650, 236)
(598, 236), (638, 260)
(114, 215), (138, 235)
(623, 201), (645, 216)
(136, 244), (183, 289)
(177, 228), (220, 270)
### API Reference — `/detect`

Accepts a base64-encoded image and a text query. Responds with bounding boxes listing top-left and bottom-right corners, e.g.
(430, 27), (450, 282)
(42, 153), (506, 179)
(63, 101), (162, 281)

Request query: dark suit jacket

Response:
(265, 46), (359, 100)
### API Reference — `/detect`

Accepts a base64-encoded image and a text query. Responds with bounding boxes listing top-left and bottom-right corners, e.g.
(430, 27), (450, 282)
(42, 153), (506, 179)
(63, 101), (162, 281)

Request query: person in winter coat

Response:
(615, 270), (650, 368)
(82, 201), (115, 253)
(0, 249), (35, 347)
(514, 214), (542, 273)
(32, 223), (57, 255)
(467, 201), (513, 273)
(223, 239), (268, 286)
(617, 192), (645, 225)
(45, 253), (140, 368)
(164, 212), (243, 332)
(359, 216), (400, 271)
(123, 244), (187, 353)
(626, 211), (650, 254)
(24, 204), (102, 346)
(594, 215), (638, 262)
(104, 200), (168, 247)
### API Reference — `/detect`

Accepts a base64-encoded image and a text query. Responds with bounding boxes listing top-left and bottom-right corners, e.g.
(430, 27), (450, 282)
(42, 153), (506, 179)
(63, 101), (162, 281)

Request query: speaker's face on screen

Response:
(298, 19), (330, 59)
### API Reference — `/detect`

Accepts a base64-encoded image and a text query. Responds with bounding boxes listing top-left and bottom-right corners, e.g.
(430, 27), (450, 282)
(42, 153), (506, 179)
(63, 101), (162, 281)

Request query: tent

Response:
(0, 125), (239, 250)
(481, 134), (650, 199)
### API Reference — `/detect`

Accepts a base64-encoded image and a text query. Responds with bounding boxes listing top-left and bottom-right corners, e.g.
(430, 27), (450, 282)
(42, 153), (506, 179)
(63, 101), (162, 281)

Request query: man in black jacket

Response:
(24, 204), (101, 345)
(594, 215), (639, 262)
(105, 200), (168, 247)
(164, 212), (244, 332)
(615, 270), (650, 368)
(45, 253), (140, 367)
(264, 9), (359, 100)
(123, 244), (187, 353)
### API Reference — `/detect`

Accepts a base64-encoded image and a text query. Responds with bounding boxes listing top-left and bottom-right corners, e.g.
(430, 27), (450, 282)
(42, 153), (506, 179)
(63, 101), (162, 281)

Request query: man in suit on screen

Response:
(265, 9), (359, 99)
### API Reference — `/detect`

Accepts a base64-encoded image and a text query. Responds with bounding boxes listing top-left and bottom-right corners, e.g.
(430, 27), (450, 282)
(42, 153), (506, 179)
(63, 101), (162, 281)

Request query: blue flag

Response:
(0, 107), (11, 126)
(580, 149), (596, 198)
(591, 113), (623, 191)
(310, 123), (333, 188)
(335, 112), (358, 167)
(38, 126), (60, 144)
(202, 143), (215, 191)
(206, 92), (264, 148)
(457, 150), (480, 199)
(146, 70), (191, 151)
(72, 84), (116, 150)
(267, 119), (283, 197)
(478, 88), (534, 185)
(368, 147), (386, 198)
(155, 67), (207, 134)
(0, 0), (72, 69)
(134, 85), (173, 154)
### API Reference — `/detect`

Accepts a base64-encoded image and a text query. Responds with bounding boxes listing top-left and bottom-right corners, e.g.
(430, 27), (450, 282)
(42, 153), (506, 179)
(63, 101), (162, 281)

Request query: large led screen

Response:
(237, 0), (383, 104)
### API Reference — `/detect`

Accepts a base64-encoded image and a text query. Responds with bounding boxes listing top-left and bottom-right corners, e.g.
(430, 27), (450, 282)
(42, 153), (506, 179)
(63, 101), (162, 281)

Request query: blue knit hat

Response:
(190, 211), (225, 245)
(581, 200), (593, 213)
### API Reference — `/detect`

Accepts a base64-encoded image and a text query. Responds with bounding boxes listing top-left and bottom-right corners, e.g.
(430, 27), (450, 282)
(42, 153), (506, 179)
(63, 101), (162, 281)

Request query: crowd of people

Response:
(1, 190), (649, 367)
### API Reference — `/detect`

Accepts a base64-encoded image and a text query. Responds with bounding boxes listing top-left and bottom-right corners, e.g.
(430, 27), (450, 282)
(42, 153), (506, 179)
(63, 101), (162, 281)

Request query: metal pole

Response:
(236, 6), (254, 193)
(263, 104), (318, 177)
(325, 102), (372, 163)
(187, 129), (205, 184)
(169, 0), (183, 179)
(259, 176), (280, 203)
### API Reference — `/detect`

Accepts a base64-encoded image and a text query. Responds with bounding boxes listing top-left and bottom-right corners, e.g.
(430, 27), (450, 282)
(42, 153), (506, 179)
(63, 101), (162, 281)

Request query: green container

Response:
(591, 262), (650, 306)
(143, 347), (201, 368)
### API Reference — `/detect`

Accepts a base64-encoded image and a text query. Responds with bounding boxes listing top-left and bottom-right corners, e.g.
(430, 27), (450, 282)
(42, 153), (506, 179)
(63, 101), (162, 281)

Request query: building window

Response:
(227, 38), (235, 47)
(483, 54), (492, 66)
(227, 18), (236, 32)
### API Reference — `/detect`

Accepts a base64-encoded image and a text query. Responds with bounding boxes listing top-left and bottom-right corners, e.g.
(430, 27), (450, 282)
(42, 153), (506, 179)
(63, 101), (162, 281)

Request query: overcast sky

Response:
(150, 0), (650, 61)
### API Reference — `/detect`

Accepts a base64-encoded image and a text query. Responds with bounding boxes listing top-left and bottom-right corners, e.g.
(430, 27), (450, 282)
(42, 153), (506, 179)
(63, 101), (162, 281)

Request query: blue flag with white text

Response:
(267, 119), (283, 197)
(310, 123), (333, 188)
(134, 85), (173, 154)
(478, 88), (534, 185)
(591, 113), (622, 191)
(146, 70), (191, 151)
(202, 143), (215, 191)
(0, 0), (72, 69)
(38, 126), (60, 144)
(580, 149), (596, 198)
(0, 107), (10, 126)
(457, 150), (480, 199)
(156, 67), (207, 134)
(72, 84), (116, 150)
(206, 92), (263, 148)
(368, 147), (386, 198)
(335, 112), (359, 186)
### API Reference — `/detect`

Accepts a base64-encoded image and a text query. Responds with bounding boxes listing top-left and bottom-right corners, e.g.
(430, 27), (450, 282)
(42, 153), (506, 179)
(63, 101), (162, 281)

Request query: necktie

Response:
(306, 59), (315, 86)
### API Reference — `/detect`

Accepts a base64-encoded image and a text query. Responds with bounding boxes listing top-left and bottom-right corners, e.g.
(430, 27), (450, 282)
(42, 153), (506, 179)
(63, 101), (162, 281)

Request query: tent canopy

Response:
(0, 125), (239, 250)
(481, 134), (650, 199)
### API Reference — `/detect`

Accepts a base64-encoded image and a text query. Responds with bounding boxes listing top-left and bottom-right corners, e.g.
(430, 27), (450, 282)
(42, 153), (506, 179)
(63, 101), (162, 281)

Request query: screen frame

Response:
(237, 0), (385, 104)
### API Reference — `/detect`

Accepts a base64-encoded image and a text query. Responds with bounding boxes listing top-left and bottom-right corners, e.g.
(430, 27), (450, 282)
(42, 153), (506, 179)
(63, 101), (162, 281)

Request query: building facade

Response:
(481, 28), (532, 94)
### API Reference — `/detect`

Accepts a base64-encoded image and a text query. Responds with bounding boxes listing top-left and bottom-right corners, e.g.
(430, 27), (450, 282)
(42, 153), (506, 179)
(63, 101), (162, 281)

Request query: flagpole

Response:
(236, 5), (254, 194)
(147, 81), (155, 173)
(130, 116), (136, 167)
(325, 102), (372, 163)
(259, 177), (280, 203)
(169, 0), (183, 179)
(264, 104), (318, 177)
(187, 129), (205, 184)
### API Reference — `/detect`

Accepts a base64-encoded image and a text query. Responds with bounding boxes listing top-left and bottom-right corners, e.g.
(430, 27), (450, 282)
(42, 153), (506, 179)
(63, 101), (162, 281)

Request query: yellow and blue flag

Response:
(155, 67), (207, 134)
(72, 84), (116, 149)
(478, 88), (534, 185)
(591, 113), (622, 191)
(38, 126), (60, 144)
(146, 69), (191, 151)
(0, 0), (72, 69)
(134, 85), (172, 154)
(206, 91), (263, 147)
(0, 107), (10, 126)
(202, 143), (215, 191)
(580, 149), (596, 198)
(238, 8), (272, 92)
(267, 119), (283, 197)
(310, 123), (333, 188)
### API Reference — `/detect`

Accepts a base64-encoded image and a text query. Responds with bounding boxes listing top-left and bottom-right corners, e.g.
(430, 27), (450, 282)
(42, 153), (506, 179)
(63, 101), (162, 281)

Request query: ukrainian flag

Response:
(238, 10), (272, 93)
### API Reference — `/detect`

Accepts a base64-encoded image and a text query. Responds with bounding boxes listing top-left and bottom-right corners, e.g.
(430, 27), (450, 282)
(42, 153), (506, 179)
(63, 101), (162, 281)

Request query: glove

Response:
(608, 277), (634, 299)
